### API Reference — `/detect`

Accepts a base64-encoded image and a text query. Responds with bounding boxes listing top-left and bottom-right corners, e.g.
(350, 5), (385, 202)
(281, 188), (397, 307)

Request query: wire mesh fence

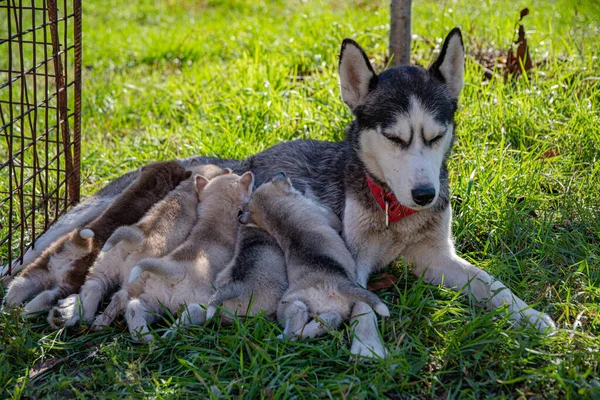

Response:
(0, 0), (82, 276)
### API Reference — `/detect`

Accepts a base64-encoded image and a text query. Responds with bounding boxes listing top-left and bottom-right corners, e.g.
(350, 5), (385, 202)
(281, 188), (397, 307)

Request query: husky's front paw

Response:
(350, 336), (387, 359)
(48, 294), (80, 329)
(517, 308), (557, 333)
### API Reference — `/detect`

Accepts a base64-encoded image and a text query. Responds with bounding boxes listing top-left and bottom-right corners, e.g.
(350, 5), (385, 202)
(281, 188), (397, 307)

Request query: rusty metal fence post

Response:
(1, 0), (82, 276)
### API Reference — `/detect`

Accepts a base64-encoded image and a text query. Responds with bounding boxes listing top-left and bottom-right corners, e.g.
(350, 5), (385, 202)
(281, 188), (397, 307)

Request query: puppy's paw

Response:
(350, 336), (387, 360)
(128, 266), (143, 284)
(373, 303), (390, 317)
(49, 294), (80, 329)
(295, 320), (327, 339)
(130, 328), (153, 343)
(205, 305), (217, 322)
(48, 307), (65, 329)
(91, 314), (111, 330)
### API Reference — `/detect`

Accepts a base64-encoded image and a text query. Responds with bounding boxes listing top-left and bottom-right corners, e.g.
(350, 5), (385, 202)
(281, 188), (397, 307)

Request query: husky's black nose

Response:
(411, 186), (436, 206)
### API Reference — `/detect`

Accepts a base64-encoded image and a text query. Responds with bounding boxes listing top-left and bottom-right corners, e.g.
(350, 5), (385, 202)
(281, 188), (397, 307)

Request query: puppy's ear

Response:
(195, 175), (210, 198)
(238, 211), (252, 225)
(428, 28), (465, 101)
(224, 168), (233, 175)
(272, 172), (294, 192)
(338, 39), (378, 111)
(239, 172), (254, 196)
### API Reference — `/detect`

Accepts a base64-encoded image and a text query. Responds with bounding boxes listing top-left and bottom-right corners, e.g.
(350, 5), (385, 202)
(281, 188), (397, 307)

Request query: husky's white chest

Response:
(342, 195), (439, 281)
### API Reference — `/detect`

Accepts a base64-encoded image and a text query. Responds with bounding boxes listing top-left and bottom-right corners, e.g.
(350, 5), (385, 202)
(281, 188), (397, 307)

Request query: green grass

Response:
(1, 0), (599, 397)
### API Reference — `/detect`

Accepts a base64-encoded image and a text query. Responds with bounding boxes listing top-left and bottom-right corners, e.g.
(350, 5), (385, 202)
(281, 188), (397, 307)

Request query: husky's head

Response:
(339, 28), (464, 210)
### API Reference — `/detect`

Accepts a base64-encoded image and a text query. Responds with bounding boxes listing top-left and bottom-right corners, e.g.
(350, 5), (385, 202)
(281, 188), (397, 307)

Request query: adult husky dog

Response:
(3, 29), (555, 357)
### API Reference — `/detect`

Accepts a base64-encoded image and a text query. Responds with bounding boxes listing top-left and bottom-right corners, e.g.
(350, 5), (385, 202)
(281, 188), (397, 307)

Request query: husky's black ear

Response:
(429, 28), (465, 101)
(338, 39), (378, 111)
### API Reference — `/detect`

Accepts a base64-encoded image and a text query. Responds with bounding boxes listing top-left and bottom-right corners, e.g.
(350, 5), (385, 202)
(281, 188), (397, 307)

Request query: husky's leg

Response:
(277, 300), (309, 339)
(404, 235), (556, 331)
(126, 298), (160, 343)
(92, 288), (129, 328)
(348, 266), (388, 358)
(295, 311), (343, 339)
(162, 303), (206, 338)
(3, 275), (44, 308)
(348, 301), (387, 358)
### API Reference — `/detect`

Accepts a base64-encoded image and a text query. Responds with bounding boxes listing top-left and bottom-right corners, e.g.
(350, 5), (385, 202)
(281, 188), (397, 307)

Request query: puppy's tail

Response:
(206, 282), (245, 321)
(129, 258), (182, 283)
(103, 226), (144, 252)
(338, 283), (390, 317)
(71, 228), (94, 249)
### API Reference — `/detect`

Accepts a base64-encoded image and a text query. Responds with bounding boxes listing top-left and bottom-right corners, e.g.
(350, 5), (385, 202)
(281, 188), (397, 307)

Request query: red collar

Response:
(365, 174), (418, 224)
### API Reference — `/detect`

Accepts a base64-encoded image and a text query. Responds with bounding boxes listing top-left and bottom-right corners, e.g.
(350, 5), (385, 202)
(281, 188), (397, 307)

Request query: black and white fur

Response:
(205, 225), (288, 322)
(5, 29), (555, 358)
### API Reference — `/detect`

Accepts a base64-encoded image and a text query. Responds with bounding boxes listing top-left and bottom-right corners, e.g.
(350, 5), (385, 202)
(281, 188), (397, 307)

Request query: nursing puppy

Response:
(205, 225), (287, 323)
(121, 171), (254, 342)
(47, 164), (229, 329)
(238, 173), (389, 339)
(3, 161), (190, 314)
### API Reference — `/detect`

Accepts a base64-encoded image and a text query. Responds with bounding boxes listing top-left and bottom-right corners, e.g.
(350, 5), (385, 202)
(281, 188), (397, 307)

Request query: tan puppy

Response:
(118, 171), (254, 342)
(47, 165), (230, 329)
(238, 173), (389, 340)
(205, 225), (287, 323)
(3, 161), (191, 315)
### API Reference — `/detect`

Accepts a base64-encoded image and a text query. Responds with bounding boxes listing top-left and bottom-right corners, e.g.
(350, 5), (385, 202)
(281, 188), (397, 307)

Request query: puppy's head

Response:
(186, 164), (232, 180)
(194, 171), (254, 220)
(141, 161), (192, 188)
(238, 172), (300, 229)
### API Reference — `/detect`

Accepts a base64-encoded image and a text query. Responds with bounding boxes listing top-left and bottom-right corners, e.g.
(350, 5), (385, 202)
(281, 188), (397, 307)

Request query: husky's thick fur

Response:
(119, 172), (253, 342)
(3, 161), (190, 315)
(205, 224), (287, 323)
(12, 29), (555, 357)
(47, 164), (229, 329)
(238, 173), (389, 339)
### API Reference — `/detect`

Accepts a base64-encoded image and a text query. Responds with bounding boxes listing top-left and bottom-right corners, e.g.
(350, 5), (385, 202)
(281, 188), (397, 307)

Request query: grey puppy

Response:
(206, 225), (288, 322)
(238, 173), (389, 339)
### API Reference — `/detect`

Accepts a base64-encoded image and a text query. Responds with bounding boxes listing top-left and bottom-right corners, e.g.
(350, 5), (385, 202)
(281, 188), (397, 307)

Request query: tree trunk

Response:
(389, 0), (412, 67)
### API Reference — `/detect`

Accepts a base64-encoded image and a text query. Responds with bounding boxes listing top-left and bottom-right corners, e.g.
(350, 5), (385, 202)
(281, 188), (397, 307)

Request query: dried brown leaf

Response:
(367, 272), (398, 291)
(29, 357), (68, 379)
(540, 149), (560, 159)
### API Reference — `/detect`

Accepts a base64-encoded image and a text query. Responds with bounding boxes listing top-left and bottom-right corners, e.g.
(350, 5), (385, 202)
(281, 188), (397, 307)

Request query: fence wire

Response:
(0, 0), (82, 275)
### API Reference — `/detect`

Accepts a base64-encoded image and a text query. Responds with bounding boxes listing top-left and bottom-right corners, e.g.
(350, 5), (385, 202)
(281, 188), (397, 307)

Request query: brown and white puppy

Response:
(205, 225), (287, 323)
(3, 161), (190, 315)
(112, 171), (254, 342)
(238, 173), (389, 340)
(47, 165), (230, 329)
